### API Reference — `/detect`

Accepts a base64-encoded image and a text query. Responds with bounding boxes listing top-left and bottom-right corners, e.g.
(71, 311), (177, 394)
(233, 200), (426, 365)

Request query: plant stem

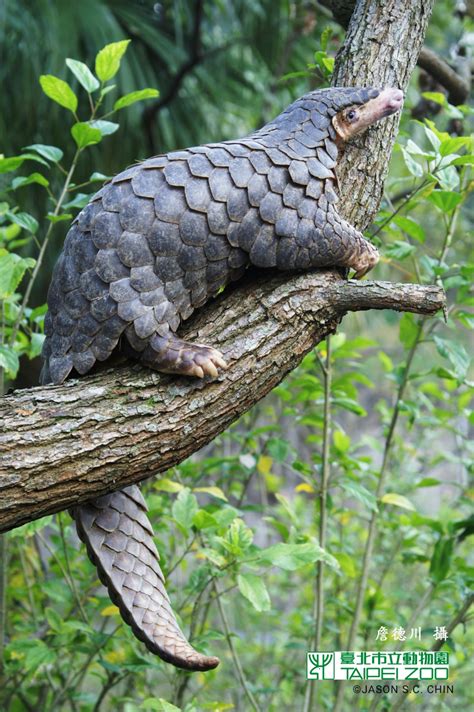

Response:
(303, 336), (332, 712)
(333, 321), (423, 712)
(10, 150), (80, 346)
(213, 579), (261, 712)
(36, 531), (88, 624)
(58, 515), (88, 623)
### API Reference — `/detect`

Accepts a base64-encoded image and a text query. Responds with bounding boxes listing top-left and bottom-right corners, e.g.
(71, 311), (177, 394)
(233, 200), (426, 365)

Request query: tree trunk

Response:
(0, 273), (443, 532)
(332, 0), (435, 227)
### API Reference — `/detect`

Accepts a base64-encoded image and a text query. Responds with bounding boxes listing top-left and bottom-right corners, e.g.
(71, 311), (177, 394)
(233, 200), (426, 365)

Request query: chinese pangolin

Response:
(41, 86), (403, 671)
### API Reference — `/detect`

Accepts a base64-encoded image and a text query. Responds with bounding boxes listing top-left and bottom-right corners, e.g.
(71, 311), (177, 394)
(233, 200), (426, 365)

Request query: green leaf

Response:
(194, 486), (228, 501)
(320, 26), (332, 52)
(423, 122), (443, 152)
(401, 147), (424, 177)
(393, 215), (425, 243)
(66, 58), (100, 92)
(259, 542), (339, 571)
(0, 156), (24, 174)
(39, 75), (78, 112)
(0, 222), (21, 242)
(154, 478), (184, 493)
(449, 154), (474, 166)
(172, 488), (198, 531)
(439, 137), (470, 157)
(416, 477), (441, 488)
(89, 120), (119, 136)
(221, 518), (253, 556)
(29, 332), (46, 359)
(427, 190), (462, 213)
(267, 437), (289, 461)
(8, 212), (39, 234)
(332, 397), (367, 416)
(333, 430), (351, 453)
(156, 699), (182, 712)
(336, 552), (357, 578)
(114, 88), (159, 111)
(89, 172), (110, 182)
(421, 91), (446, 105)
(378, 351), (393, 372)
(12, 173), (49, 190)
(199, 548), (226, 568)
(405, 139), (433, 157)
(0, 345), (19, 379)
(341, 481), (378, 512)
(381, 493), (416, 511)
(95, 40), (130, 82)
(45, 607), (63, 632)
(99, 85), (116, 99)
(399, 313), (419, 349)
(433, 336), (470, 381)
(237, 573), (271, 612)
(385, 241), (416, 260)
(71, 122), (102, 149)
(0, 252), (35, 298)
(46, 213), (73, 223)
(25, 144), (64, 163)
(62, 193), (91, 210)
(429, 536), (454, 584)
(23, 639), (56, 670)
(192, 510), (218, 530)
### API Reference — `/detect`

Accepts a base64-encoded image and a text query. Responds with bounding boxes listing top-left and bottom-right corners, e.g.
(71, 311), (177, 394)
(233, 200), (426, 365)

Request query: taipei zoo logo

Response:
(306, 651), (450, 681)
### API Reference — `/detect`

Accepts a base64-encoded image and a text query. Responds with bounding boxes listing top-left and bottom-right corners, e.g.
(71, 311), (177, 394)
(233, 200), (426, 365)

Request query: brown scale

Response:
(41, 86), (403, 671)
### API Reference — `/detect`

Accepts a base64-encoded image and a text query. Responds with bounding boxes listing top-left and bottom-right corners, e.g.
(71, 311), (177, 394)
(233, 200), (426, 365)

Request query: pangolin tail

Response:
(71, 485), (220, 671)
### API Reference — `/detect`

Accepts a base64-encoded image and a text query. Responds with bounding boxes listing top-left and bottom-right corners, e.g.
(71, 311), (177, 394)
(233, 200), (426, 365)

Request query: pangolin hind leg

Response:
(129, 331), (228, 379)
(72, 486), (220, 671)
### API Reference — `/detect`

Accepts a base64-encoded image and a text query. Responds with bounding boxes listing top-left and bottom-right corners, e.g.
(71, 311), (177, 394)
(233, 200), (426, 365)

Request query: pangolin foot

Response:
(139, 334), (228, 379)
(177, 342), (228, 379)
(350, 241), (380, 279)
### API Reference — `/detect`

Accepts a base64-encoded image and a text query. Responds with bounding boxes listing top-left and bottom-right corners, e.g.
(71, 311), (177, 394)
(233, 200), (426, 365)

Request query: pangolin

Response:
(41, 86), (403, 671)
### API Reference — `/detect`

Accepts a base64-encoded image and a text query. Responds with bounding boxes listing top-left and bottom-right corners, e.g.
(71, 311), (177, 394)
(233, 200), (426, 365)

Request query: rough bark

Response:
(0, 271), (444, 532)
(331, 0), (435, 227)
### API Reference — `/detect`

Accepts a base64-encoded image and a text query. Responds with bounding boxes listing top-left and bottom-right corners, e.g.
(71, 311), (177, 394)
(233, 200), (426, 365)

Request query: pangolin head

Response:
(328, 86), (404, 141)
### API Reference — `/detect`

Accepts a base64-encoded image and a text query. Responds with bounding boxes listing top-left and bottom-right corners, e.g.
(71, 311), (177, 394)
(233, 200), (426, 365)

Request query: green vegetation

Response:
(0, 2), (472, 710)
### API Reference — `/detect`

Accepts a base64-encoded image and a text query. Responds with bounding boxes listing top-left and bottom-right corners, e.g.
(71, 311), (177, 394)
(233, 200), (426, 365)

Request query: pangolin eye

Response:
(347, 110), (357, 121)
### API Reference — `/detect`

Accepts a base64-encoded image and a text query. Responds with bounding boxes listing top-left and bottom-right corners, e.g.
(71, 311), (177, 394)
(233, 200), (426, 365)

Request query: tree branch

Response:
(0, 270), (444, 533)
(417, 46), (470, 106)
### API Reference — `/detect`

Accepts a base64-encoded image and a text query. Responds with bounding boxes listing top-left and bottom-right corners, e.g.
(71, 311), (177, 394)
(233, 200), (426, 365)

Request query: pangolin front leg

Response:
(332, 213), (379, 279)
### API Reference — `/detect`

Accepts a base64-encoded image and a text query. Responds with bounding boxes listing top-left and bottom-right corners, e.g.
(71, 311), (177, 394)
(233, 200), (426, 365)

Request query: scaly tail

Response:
(71, 485), (220, 671)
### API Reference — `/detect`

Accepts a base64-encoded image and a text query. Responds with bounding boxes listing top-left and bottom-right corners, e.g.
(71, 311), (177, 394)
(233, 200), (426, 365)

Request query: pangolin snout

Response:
(378, 88), (404, 116)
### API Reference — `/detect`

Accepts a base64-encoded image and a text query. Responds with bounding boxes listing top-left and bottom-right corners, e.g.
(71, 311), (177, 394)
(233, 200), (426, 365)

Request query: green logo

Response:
(307, 653), (335, 679)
